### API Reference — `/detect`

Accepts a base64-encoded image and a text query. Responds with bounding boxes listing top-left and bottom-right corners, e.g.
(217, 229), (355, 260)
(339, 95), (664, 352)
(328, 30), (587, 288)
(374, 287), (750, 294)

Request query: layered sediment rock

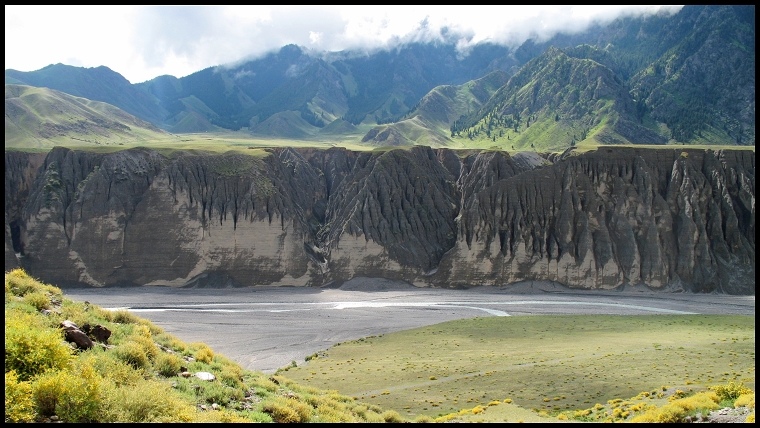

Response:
(4, 146), (755, 294)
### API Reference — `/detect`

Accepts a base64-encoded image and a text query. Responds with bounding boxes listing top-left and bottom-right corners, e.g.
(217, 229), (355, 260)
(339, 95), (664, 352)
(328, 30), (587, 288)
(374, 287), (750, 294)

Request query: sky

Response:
(5, 5), (682, 84)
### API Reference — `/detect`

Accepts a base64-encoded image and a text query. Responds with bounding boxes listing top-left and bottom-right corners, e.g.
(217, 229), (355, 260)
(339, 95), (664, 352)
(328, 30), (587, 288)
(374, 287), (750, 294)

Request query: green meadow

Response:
(279, 314), (755, 422)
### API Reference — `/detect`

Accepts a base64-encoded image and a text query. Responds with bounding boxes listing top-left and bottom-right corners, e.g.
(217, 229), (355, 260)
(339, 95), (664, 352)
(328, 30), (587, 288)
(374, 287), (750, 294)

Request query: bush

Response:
(630, 403), (684, 423)
(32, 370), (65, 417)
(100, 380), (196, 422)
(106, 308), (141, 324)
(154, 353), (183, 377)
(711, 381), (753, 402)
(5, 370), (36, 422)
(195, 345), (214, 364)
(153, 333), (187, 354)
(54, 361), (103, 422)
(218, 365), (244, 389)
(194, 408), (251, 423)
(5, 311), (73, 381)
(240, 410), (274, 423)
(57, 301), (92, 328)
(113, 341), (149, 370)
(630, 391), (721, 423)
(31, 362), (103, 422)
(197, 381), (244, 406)
(381, 409), (404, 422)
(312, 402), (356, 422)
(261, 396), (312, 423)
(734, 393), (754, 409)
(6, 268), (48, 296)
(669, 393), (720, 413)
(129, 333), (159, 361)
(22, 290), (51, 310)
(90, 350), (144, 386)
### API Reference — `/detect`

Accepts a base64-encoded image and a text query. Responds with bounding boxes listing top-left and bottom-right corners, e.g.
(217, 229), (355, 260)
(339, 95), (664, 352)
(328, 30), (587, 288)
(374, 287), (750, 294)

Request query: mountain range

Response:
(5, 5), (755, 152)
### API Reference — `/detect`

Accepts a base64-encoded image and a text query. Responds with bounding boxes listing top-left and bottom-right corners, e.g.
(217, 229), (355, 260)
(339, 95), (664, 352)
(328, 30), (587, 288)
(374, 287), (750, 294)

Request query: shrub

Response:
(241, 410), (274, 423)
(711, 381), (753, 402)
(734, 393), (754, 409)
(630, 391), (721, 423)
(5, 311), (73, 381)
(107, 308), (141, 324)
(100, 379), (196, 422)
(128, 333), (159, 361)
(195, 345), (214, 364)
(32, 370), (65, 417)
(31, 362), (103, 422)
(381, 409), (404, 422)
(194, 408), (251, 423)
(53, 361), (103, 422)
(57, 301), (91, 328)
(154, 353), (183, 377)
(17, 275), (61, 300)
(22, 290), (51, 310)
(311, 402), (356, 422)
(197, 381), (244, 406)
(153, 333), (187, 353)
(218, 365), (244, 389)
(113, 341), (149, 370)
(5, 370), (36, 422)
(669, 393), (720, 413)
(261, 396), (312, 423)
(6, 268), (44, 296)
(90, 350), (144, 387)
(630, 403), (684, 423)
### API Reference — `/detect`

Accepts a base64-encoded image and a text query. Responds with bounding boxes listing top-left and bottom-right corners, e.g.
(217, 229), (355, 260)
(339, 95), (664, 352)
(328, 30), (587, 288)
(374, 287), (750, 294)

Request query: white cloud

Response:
(5, 5), (683, 84)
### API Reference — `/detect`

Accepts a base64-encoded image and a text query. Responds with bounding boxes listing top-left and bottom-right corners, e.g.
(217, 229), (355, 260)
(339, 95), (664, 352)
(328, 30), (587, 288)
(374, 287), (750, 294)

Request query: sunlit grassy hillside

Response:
(5, 85), (173, 149)
(4, 268), (412, 423)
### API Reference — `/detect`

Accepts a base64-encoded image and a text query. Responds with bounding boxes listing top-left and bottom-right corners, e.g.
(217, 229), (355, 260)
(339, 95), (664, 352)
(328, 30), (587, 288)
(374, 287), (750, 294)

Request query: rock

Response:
(194, 371), (216, 381)
(59, 320), (93, 350)
(4, 147), (755, 294)
(82, 323), (111, 343)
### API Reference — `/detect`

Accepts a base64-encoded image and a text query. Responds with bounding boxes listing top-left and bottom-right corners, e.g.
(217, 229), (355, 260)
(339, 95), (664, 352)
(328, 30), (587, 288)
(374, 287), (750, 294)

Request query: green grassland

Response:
(279, 315), (755, 422)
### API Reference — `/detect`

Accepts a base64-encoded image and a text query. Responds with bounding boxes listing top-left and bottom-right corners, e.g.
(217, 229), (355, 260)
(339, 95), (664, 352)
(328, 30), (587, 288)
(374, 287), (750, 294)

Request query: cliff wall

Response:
(4, 146), (754, 294)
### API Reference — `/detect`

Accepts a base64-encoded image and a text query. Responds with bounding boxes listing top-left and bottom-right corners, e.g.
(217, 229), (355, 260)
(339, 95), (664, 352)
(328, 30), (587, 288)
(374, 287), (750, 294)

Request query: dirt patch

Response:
(333, 277), (420, 292)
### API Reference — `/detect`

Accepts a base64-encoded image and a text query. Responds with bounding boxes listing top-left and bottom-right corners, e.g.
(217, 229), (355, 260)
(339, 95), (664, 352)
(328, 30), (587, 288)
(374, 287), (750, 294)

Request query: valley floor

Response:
(61, 278), (755, 374)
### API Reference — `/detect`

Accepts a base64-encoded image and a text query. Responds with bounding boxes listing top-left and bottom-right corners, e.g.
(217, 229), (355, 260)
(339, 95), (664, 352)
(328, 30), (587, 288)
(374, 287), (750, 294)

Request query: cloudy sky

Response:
(5, 5), (682, 84)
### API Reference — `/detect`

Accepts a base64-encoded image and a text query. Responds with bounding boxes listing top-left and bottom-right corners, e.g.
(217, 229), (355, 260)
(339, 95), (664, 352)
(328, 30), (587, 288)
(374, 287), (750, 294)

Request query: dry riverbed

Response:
(61, 278), (755, 374)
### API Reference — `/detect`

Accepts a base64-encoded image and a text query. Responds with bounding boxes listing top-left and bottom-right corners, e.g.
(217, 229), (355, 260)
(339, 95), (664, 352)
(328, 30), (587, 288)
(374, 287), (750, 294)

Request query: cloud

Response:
(4, 5), (683, 84)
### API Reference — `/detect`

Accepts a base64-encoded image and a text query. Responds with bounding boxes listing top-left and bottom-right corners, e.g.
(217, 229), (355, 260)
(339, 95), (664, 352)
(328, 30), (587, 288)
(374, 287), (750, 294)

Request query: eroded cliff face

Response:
(4, 146), (755, 294)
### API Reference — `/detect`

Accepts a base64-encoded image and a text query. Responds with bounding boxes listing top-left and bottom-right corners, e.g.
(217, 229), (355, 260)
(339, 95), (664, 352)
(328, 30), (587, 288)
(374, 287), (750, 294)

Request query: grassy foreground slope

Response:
(5, 268), (755, 423)
(4, 268), (411, 423)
